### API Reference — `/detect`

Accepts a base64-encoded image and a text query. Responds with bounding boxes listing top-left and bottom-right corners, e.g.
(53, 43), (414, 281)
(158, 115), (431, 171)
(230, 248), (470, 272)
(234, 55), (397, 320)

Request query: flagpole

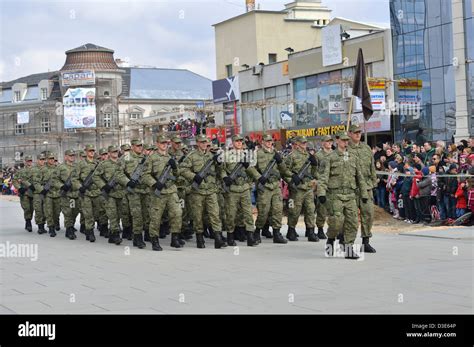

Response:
(346, 96), (354, 131)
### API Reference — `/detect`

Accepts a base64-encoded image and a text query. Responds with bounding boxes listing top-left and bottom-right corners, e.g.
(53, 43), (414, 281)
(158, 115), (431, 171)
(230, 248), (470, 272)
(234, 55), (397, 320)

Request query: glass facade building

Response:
(390, 0), (474, 142)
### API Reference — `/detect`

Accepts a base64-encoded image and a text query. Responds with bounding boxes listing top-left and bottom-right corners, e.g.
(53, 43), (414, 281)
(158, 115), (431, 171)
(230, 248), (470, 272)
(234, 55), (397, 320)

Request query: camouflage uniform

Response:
(30, 154), (47, 232)
(12, 156), (34, 230)
(56, 150), (79, 239)
(180, 135), (226, 248)
(118, 144), (132, 239)
(43, 154), (61, 235)
(315, 135), (333, 238)
(317, 132), (368, 256)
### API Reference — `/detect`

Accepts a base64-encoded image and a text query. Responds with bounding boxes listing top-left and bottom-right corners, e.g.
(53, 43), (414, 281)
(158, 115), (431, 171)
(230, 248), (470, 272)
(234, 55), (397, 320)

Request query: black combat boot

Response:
(25, 219), (32, 232)
(254, 229), (262, 244)
(345, 245), (360, 260)
(69, 227), (77, 240)
(48, 226), (56, 237)
(337, 233), (345, 251)
(235, 226), (246, 242)
(317, 227), (327, 239)
(55, 225), (60, 232)
(100, 224), (108, 237)
(362, 237), (376, 253)
(88, 229), (96, 242)
(246, 231), (257, 246)
(80, 224), (86, 234)
(214, 232), (227, 249)
(203, 225), (210, 238)
(272, 229), (287, 244)
(196, 233), (205, 248)
(102, 225), (110, 238)
(307, 228), (319, 242)
(208, 226), (215, 240)
(144, 228), (151, 242)
(177, 233), (186, 246)
(151, 236), (163, 251)
(261, 223), (272, 238)
(326, 238), (335, 257)
(171, 233), (182, 248)
(133, 233), (146, 249)
(108, 233), (122, 245)
(226, 232), (236, 246)
(122, 226), (132, 240)
(183, 226), (193, 240)
(65, 227), (73, 240)
(72, 226), (78, 232)
(286, 227), (298, 241)
(159, 226), (167, 239)
(38, 224), (47, 234)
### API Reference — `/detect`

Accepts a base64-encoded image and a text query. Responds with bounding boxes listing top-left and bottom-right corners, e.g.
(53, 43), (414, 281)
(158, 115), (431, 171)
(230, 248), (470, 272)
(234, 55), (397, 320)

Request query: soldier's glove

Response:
(318, 196), (327, 204)
(223, 176), (233, 187)
(154, 181), (165, 191)
(168, 159), (178, 170)
(212, 153), (221, 164)
(127, 180), (138, 189)
(274, 152), (283, 164)
(102, 185), (112, 194)
(362, 198), (368, 203)
(29, 185), (35, 192)
(61, 184), (71, 192)
(291, 174), (301, 186)
(18, 187), (26, 195)
(258, 176), (267, 186)
(242, 161), (250, 169)
(309, 155), (318, 167)
(79, 186), (87, 194)
(193, 175), (203, 185)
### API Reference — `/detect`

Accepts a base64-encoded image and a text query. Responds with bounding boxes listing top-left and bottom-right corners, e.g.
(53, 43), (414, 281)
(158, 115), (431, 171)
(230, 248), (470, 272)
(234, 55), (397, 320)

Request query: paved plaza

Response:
(0, 198), (472, 314)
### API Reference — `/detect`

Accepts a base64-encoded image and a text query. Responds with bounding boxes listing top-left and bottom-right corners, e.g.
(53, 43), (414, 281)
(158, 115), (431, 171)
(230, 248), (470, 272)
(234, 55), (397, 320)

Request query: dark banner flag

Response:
(352, 48), (373, 121)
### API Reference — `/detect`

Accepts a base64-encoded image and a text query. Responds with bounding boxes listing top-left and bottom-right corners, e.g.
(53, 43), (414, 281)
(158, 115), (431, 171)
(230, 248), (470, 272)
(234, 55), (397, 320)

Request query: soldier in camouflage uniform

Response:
(247, 134), (287, 244)
(348, 124), (377, 253)
(12, 155), (35, 232)
(119, 144), (133, 240)
(221, 134), (257, 247)
(76, 144), (107, 242)
(317, 132), (368, 260)
(99, 148), (109, 161)
(42, 153), (61, 237)
(141, 144), (156, 241)
(56, 149), (79, 240)
(180, 134), (227, 249)
(283, 136), (320, 242)
(93, 145), (124, 245)
(142, 134), (183, 250)
(30, 153), (47, 234)
(76, 150), (87, 234)
(314, 135), (333, 240)
(120, 139), (149, 249)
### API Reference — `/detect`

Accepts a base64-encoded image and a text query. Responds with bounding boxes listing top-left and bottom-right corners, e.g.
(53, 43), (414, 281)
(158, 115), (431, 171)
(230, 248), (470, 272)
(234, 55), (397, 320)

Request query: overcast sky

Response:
(0, 0), (390, 82)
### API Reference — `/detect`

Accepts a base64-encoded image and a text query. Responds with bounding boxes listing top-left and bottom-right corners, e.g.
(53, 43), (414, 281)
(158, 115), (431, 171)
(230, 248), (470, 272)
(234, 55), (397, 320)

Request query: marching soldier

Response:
(221, 134), (257, 247)
(57, 150), (79, 240)
(31, 153), (47, 234)
(247, 134), (287, 244)
(180, 134), (227, 249)
(283, 136), (319, 242)
(317, 131), (368, 260)
(76, 150), (87, 234)
(12, 155), (35, 232)
(119, 144), (133, 240)
(99, 148), (109, 161)
(120, 139), (149, 249)
(42, 153), (61, 237)
(76, 144), (107, 242)
(93, 145), (124, 245)
(348, 124), (377, 253)
(314, 135), (333, 239)
(142, 134), (183, 250)
(142, 144), (156, 241)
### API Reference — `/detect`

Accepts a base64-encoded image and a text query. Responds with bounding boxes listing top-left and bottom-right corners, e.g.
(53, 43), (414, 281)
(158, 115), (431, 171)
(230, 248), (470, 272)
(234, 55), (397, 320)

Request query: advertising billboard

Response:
(63, 88), (96, 129)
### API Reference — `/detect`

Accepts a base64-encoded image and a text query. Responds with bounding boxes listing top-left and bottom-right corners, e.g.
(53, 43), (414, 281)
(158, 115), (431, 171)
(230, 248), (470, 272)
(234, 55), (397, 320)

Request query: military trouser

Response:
(77, 197), (85, 226)
(120, 195), (131, 228)
(82, 195), (107, 231)
(105, 196), (123, 234)
(356, 189), (374, 238)
(32, 194), (45, 225)
(177, 188), (190, 231)
(19, 195), (33, 220)
(61, 196), (79, 228)
(255, 186), (283, 229)
(217, 192), (227, 231)
(326, 192), (358, 246)
(287, 188), (315, 228)
(316, 200), (328, 229)
(127, 193), (148, 234)
(45, 196), (61, 229)
(225, 189), (255, 232)
(191, 193), (222, 234)
(143, 194), (150, 230)
(149, 192), (182, 237)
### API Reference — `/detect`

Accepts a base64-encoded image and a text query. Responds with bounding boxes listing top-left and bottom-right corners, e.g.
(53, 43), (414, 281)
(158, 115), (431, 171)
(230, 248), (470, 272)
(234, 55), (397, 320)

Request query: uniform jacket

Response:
(142, 151), (179, 195)
(12, 165), (34, 197)
(56, 162), (79, 199)
(93, 159), (126, 199)
(349, 141), (377, 190)
(282, 148), (317, 191)
(180, 149), (222, 195)
(247, 147), (287, 191)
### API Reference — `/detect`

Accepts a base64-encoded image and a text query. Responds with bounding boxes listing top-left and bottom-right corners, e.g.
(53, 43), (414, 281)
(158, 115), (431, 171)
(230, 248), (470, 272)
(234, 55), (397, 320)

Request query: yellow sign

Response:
(282, 62), (289, 76)
(368, 78), (386, 90)
(285, 125), (347, 139)
(399, 79), (423, 90)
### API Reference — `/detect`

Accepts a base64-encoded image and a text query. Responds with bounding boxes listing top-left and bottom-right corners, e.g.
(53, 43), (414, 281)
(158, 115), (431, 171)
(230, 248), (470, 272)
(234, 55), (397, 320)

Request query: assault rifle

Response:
(257, 149), (291, 192)
(127, 156), (149, 193)
(191, 154), (219, 191)
(80, 162), (100, 196)
(153, 165), (173, 197)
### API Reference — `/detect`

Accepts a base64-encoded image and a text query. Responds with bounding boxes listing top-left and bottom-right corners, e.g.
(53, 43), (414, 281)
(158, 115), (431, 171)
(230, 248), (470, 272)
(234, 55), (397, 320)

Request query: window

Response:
(103, 91), (110, 97)
(225, 64), (233, 78)
(14, 91), (21, 102)
(130, 113), (140, 120)
(41, 88), (48, 101)
(103, 113), (111, 128)
(15, 124), (25, 135)
(41, 117), (51, 133)
(268, 53), (277, 64)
